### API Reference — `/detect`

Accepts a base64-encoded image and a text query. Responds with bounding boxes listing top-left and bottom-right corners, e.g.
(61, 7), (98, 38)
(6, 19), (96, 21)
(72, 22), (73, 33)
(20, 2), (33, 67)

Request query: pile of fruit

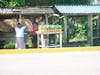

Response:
(39, 25), (62, 33)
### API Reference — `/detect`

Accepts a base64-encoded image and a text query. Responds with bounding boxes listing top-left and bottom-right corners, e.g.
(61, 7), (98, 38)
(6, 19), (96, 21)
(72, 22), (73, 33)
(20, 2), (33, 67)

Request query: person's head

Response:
(39, 16), (42, 21)
(17, 22), (21, 28)
(35, 19), (39, 23)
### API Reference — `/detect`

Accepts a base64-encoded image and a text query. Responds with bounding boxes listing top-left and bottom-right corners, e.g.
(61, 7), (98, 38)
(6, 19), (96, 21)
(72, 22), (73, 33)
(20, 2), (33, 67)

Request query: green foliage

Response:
(9, 0), (18, 7)
(8, 0), (26, 7)
(26, 39), (32, 47)
(0, 0), (90, 7)
(67, 16), (87, 42)
(28, 0), (90, 6)
(0, 0), (26, 7)
(4, 41), (15, 49)
(0, 0), (8, 7)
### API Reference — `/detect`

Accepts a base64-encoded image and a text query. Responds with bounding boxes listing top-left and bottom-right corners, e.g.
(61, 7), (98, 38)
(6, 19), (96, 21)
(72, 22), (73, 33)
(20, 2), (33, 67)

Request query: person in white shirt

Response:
(15, 22), (26, 49)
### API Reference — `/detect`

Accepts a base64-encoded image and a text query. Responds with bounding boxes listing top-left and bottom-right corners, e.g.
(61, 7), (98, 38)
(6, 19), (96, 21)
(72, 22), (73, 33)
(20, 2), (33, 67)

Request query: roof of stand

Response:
(0, 6), (55, 15)
(55, 5), (100, 15)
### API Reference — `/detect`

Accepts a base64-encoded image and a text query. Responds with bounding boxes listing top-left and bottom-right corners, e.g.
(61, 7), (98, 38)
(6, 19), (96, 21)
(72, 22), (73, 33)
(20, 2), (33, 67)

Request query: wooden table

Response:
(37, 31), (63, 48)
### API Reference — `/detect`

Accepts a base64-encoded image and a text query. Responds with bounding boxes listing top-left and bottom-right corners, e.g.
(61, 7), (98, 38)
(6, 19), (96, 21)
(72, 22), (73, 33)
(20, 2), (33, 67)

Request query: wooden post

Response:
(41, 34), (45, 48)
(88, 15), (93, 46)
(60, 32), (62, 47)
(19, 14), (21, 19)
(45, 14), (49, 46)
(45, 14), (48, 24)
(97, 15), (100, 36)
(97, 15), (100, 28)
(18, 14), (22, 23)
(63, 14), (68, 45)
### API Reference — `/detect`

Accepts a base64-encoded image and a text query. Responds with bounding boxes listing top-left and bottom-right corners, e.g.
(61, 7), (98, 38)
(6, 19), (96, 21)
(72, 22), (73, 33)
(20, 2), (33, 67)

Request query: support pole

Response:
(97, 15), (100, 28)
(45, 14), (49, 46)
(63, 14), (68, 45)
(45, 14), (48, 24)
(88, 15), (93, 46)
(97, 15), (100, 36)
(18, 14), (22, 23)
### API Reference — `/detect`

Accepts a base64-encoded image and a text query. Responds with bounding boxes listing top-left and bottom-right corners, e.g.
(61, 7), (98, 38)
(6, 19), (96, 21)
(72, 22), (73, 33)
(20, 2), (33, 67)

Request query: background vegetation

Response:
(0, 0), (90, 7)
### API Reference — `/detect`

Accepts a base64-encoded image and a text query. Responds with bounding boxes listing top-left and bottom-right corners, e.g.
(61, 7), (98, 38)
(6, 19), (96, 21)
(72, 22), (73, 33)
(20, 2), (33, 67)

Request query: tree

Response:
(0, 0), (8, 7)
(8, 0), (26, 7)
(0, 0), (26, 7)
(0, 0), (91, 7)
(27, 0), (90, 6)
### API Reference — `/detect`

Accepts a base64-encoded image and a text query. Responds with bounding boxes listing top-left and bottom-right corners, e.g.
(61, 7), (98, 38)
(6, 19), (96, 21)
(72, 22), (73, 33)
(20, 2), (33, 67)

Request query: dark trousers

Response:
(32, 35), (37, 48)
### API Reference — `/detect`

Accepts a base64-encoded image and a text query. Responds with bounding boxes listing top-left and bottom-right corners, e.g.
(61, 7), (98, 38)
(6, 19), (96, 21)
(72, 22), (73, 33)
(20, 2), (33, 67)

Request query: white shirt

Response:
(15, 26), (26, 37)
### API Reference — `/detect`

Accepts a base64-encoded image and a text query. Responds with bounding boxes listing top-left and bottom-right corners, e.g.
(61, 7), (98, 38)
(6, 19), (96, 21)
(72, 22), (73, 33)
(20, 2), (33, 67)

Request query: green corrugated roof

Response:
(55, 5), (100, 14)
